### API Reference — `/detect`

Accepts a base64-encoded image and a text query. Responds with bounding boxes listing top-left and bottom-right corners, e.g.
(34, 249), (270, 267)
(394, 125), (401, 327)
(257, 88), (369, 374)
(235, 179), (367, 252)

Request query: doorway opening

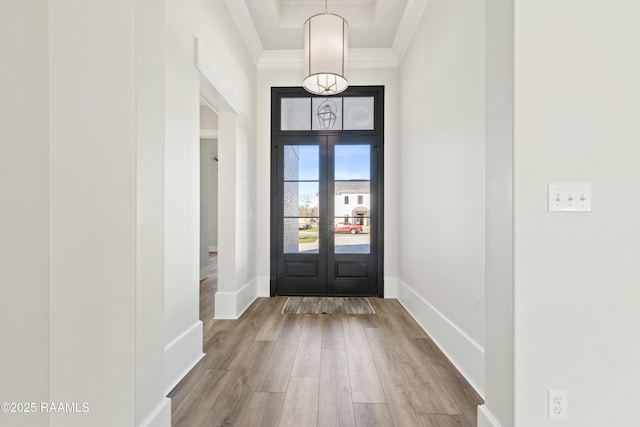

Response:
(270, 86), (384, 297)
(199, 100), (218, 320)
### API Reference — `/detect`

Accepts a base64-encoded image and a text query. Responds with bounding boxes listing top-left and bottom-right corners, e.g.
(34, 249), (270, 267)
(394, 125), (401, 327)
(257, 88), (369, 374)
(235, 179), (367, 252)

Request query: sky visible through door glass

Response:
(294, 145), (320, 211)
(335, 145), (370, 180)
(293, 145), (319, 180)
(295, 145), (370, 209)
(295, 145), (370, 181)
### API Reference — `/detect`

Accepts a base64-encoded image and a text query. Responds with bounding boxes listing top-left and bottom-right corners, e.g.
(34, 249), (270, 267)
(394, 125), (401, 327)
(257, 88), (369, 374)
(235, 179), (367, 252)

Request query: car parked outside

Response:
(298, 222), (312, 230)
(334, 222), (362, 234)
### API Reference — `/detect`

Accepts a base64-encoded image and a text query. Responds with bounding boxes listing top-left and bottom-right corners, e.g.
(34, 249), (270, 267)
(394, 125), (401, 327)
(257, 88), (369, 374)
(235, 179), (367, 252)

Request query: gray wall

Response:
(207, 138), (218, 250)
(200, 139), (210, 275)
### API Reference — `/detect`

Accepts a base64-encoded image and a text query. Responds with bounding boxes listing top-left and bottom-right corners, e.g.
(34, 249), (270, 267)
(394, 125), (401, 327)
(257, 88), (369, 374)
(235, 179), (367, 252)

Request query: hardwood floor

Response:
(169, 289), (483, 426)
(200, 252), (218, 321)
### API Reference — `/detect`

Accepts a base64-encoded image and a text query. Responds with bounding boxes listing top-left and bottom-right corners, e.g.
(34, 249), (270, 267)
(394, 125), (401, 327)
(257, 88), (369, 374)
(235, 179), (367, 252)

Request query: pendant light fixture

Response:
(303, 0), (348, 95)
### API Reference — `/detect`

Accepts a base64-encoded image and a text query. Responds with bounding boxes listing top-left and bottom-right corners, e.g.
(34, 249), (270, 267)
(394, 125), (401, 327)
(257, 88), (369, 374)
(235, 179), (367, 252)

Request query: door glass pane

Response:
(334, 182), (370, 214)
(334, 145), (370, 180)
(284, 218), (319, 254)
(334, 142), (371, 255)
(284, 145), (319, 181)
(284, 144), (319, 254)
(283, 182), (319, 217)
(312, 97), (343, 130)
(334, 217), (370, 254)
(281, 98), (311, 130)
(333, 182), (370, 254)
(343, 97), (374, 130)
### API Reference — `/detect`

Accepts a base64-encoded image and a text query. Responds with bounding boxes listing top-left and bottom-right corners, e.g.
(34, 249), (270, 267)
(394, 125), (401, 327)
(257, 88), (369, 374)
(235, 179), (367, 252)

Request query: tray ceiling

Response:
(245, 0), (410, 50)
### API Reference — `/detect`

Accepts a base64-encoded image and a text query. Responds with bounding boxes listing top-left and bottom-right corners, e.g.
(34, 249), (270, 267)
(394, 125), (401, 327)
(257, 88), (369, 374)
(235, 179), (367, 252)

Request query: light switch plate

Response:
(548, 183), (591, 212)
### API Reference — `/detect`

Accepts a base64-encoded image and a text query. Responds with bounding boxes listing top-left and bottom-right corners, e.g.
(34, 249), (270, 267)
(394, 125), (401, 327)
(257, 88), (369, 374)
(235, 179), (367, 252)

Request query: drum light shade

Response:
(303, 13), (348, 95)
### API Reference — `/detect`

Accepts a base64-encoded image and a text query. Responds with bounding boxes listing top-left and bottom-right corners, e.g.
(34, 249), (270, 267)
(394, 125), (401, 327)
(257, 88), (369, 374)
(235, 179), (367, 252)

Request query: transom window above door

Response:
(281, 96), (375, 131)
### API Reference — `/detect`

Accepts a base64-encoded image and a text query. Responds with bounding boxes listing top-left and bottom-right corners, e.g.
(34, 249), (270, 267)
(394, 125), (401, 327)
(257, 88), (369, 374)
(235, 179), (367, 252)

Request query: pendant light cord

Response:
(325, 0), (328, 13)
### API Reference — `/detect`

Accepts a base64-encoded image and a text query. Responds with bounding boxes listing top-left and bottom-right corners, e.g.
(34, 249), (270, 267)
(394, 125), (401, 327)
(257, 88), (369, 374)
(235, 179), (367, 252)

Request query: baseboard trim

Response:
(199, 266), (212, 280)
(215, 277), (258, 319)
(138, 397), (171, 427)
(208, 246), (218, 252)
(477, 405), (503, 427)
(164, 321), (205, 395)
(384, 277), (399, 298)
(396, 279), (485, 396)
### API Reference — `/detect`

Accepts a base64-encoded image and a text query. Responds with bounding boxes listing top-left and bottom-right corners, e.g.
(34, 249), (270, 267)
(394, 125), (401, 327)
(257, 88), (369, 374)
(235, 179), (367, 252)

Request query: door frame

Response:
(269, 86), (385, 297)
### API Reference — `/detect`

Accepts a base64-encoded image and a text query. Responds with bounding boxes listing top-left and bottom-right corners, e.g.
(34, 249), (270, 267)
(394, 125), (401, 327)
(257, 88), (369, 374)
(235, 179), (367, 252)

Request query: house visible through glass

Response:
(334, 145), (371, 254)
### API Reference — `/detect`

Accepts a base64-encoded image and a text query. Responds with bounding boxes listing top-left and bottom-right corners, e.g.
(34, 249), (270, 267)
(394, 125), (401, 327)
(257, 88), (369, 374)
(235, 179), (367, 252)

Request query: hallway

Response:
(169, 295), (482, 426)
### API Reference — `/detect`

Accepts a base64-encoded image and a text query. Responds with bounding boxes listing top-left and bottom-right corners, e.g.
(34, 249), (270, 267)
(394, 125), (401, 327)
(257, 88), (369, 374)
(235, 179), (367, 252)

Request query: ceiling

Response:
(224, 0), (430, 66)
(245, 0), (408, 50)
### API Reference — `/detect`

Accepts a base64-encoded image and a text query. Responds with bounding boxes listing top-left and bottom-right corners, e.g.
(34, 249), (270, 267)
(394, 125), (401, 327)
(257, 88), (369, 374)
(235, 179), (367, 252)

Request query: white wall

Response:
(48, 1), (168, 425)
(513, 2), (640, 426)
(399, 0), (486, 392)
(164, 0), (256, 384)
(481, 0), (514, 425)
(255, 67), (401, 296)
(0, 2), (50, 426)
(199, 105), (218, 135)
(135, 0), (171, 425)
(2, 2), (169, 426)
(49, 1), (137, 424)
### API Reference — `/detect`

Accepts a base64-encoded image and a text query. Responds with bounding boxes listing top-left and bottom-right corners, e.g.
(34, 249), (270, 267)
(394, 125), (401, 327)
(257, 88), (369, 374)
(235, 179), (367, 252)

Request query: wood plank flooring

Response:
(200, 252), (218, 322)
(170, 294), (483, 427)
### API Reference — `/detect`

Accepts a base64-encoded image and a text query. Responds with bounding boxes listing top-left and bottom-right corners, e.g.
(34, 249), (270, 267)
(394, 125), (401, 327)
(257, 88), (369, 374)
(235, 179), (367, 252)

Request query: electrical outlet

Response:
(549, 390), (568, 420)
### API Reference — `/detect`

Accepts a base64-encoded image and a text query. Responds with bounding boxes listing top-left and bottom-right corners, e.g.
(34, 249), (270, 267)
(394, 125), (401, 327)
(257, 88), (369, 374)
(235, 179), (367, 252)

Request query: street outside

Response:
(298, 231), (370, 254)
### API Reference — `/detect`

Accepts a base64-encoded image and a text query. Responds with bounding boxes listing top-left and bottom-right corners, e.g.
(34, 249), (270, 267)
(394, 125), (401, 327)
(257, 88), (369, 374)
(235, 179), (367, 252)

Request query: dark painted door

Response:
(275, 135), (379, 296)
(270, 86), (384, 297)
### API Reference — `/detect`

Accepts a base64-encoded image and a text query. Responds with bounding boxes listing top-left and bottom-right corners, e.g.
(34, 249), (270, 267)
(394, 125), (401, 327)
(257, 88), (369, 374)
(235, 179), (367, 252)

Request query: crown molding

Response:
(223, 0), (263, 63)
(392, 0), (431, 61)
(258, 50), (304, 70)
(258, 48), (399, 70)
(349, 48), (400, 68)
(226, 0), (428, 69)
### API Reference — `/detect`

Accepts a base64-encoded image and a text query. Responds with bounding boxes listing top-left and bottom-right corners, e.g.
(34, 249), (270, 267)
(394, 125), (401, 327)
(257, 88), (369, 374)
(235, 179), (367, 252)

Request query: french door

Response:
(275, 136), (379, 296)
(270, 86), (384, 297)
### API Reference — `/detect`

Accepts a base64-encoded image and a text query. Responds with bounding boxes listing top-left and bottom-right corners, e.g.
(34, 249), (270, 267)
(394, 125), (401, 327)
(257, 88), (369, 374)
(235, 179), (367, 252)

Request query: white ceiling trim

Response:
(258, 48), (399, 70)
(223, 0), (263, 63)
(392, 0), (431, 61)
(200, 130), (219, 139)
(349, 48), (400, 68)
(227, 0), (428, 69)
(258, 50), (304, 70)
